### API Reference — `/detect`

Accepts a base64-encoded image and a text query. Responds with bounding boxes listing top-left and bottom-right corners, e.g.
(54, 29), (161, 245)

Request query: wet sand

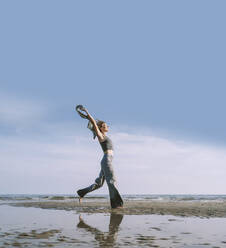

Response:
(7, 199), (226, 217)
(1, 205), (226, 248)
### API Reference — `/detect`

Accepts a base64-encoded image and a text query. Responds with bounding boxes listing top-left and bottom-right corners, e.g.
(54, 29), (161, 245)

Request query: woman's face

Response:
(101, 123), (109, 133)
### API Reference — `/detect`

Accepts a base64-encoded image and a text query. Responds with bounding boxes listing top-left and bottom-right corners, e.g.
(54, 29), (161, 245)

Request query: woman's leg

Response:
(101, 155), (123, 209)
(77, 170), (105, 198)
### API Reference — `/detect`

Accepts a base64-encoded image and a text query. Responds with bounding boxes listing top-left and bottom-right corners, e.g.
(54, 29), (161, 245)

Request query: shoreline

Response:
(5, 199), (226, 217)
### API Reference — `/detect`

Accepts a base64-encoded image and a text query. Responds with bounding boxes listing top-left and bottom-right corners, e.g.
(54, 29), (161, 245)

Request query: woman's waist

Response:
(104, 149), (114, 155)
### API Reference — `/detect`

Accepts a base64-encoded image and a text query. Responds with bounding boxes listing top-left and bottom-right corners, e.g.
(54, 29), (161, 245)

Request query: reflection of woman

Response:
(76, 107), (123, 209)
(77, 213), (123, 247)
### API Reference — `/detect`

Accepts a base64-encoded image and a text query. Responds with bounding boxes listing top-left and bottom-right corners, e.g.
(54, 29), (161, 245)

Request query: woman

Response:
(77, 107), (123, 209)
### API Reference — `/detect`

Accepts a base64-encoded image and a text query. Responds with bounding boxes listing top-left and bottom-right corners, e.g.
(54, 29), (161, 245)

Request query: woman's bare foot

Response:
(78, 196), (83, 204)
(77, 190), (84, 204)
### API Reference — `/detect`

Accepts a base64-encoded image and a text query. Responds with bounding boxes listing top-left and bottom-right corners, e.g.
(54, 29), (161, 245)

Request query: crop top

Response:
(99, 136), (114, 152)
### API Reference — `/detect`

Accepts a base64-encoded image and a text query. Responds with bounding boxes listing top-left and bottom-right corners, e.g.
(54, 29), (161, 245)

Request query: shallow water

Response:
(1, 205), (226, 247)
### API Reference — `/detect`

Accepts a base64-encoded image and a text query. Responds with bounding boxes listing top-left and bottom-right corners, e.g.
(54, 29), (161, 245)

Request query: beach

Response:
(8, 198), (226, 218)
(1, 195), (226, 247)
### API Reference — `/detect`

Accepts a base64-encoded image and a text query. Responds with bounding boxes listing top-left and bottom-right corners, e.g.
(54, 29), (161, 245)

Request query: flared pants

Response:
(77, 154), (123, 208)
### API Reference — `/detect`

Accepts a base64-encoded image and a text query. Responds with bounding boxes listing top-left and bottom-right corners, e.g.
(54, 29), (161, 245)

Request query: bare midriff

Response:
(104, 149), (114, 155)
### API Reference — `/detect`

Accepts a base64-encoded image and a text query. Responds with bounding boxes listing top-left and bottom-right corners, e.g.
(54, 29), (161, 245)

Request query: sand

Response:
(7, 199), (226, 217)
(1, 202), (226, 248)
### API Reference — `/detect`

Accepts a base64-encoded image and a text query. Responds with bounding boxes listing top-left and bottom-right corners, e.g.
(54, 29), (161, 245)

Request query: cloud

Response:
(113, 132), (226, 194)
(1, 123), (226, 194)
(1, 92), (225, 194)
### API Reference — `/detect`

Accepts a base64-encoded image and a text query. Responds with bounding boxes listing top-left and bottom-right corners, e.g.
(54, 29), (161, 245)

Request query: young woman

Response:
(77, 107), (123, 209)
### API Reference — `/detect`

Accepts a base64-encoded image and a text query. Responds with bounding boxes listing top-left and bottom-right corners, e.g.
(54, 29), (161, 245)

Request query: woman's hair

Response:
(97, 120), (105, 133)
(87, 120), (106, 139)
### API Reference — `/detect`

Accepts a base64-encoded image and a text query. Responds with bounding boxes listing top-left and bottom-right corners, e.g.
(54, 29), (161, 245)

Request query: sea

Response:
(1, 194), (226, 203)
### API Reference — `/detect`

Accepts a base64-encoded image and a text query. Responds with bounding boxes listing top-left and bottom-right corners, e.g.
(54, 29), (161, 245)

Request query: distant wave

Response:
(123, 195), (226, 202)
(1, 194), (226, 202)
(0, 196), (33, 201)
(0, 194), (108, 202)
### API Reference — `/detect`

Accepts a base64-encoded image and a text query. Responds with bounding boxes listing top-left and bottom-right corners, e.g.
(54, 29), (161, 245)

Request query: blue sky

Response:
(0, 1), (226, 194)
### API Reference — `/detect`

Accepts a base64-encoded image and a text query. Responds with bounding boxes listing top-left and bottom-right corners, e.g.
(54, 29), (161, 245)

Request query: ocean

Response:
(1, 194), (226, 203)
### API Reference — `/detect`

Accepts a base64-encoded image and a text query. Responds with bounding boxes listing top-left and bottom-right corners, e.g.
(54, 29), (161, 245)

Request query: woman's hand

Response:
(79, 105), (88, 113)
(82, 108), (89, 114)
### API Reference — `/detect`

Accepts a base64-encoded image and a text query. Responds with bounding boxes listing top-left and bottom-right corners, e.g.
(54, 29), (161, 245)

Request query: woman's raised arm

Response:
(83, 108), (104, 140)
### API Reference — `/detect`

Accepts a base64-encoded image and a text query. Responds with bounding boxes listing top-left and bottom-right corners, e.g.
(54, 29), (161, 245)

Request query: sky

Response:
(0, 0), (226, 194)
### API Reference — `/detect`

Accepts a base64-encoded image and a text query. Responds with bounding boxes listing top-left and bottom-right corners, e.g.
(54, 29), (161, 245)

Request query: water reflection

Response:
(77, 213), (124, 247)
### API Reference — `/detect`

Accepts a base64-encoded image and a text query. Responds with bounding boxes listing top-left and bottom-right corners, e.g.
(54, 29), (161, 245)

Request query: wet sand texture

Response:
(0, 228), (82, 247)
(9, 200), (226, 217)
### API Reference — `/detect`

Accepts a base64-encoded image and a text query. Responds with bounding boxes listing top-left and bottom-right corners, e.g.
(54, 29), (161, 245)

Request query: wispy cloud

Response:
(113, 132), (226, 194)
(1, 122), (226, 194)
(1, 93), (225, 194)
